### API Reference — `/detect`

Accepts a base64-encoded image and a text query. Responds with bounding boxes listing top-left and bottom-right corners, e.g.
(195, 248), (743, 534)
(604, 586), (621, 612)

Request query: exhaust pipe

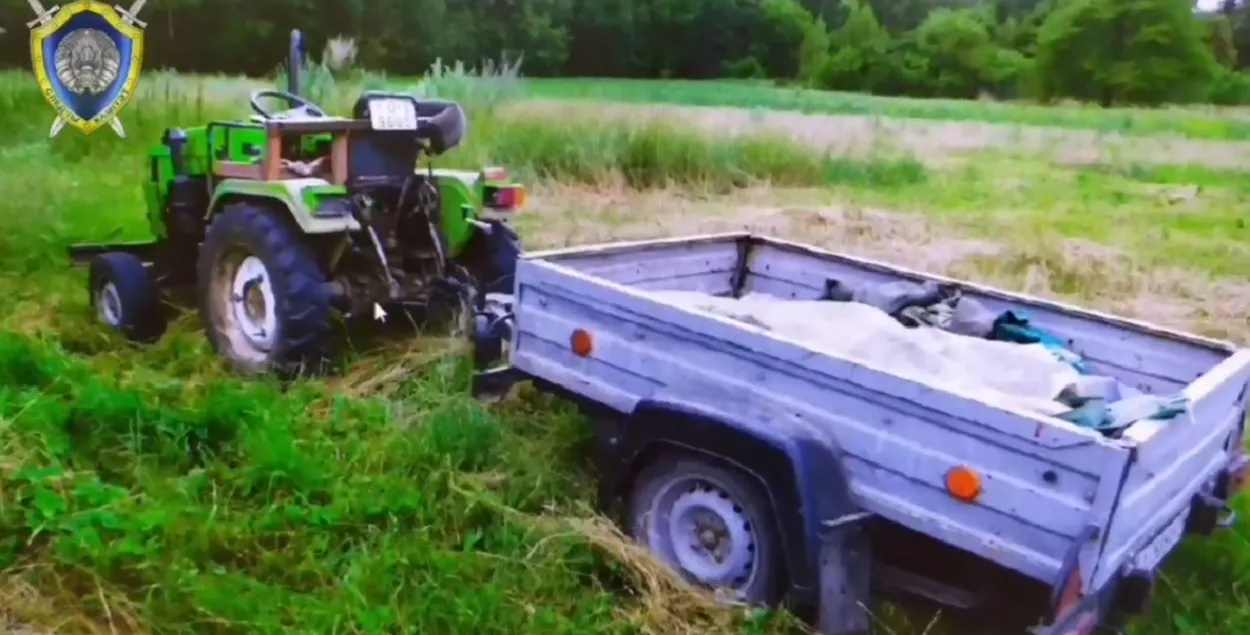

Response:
(287, 29), (303, 104)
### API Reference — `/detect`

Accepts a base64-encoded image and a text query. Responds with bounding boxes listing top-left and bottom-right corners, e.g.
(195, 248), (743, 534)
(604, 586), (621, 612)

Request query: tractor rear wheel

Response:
(88, 252), (166, 342)
(197, 204), (332, 375)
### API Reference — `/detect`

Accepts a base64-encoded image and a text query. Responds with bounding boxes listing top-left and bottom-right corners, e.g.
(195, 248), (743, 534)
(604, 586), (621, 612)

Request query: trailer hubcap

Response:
(663, 482), (756, 588)
(229, 256), (277, 351)
(96, 282), (123, 327)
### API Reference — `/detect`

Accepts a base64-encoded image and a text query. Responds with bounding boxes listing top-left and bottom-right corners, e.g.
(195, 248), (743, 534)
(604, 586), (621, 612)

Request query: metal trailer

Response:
(470, 232), (1250, 634)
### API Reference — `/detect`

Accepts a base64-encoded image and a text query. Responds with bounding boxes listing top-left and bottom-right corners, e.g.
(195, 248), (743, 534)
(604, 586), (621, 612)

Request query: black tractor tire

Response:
(627, 455), (785, 606)
(197, 203), (332, 376)
(88, 252), (167, 343)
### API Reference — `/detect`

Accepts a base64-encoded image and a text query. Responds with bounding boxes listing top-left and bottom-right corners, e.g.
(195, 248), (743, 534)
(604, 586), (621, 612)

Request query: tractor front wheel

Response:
(197, 204), (332, 375)
(88, 252), (166, 342)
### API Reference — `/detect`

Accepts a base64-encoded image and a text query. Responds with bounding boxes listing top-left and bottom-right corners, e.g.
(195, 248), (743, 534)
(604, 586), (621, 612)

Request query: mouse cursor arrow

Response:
(373, 303), (387, 322)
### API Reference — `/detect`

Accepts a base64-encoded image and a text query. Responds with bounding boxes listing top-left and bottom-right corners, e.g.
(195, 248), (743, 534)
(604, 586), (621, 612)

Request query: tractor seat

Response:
(351, 93), (467, 156)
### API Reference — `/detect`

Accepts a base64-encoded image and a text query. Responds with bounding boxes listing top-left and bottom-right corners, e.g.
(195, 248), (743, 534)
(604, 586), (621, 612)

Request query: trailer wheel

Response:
(88, 252), (166, 342)
(628, 455), (783, 605)
(197, 204), (332, 375)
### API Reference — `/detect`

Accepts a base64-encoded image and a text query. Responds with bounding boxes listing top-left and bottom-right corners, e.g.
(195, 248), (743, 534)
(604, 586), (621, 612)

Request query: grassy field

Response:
(0, 66), (1248, 635)
(527, 78), (1250, 142)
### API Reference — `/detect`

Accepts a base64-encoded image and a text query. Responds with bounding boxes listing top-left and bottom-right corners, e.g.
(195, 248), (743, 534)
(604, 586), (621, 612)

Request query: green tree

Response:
(1035, 0), (1217, 106)
(873, 33), (934, 96)
(913, 8), (1019, 98)
(1207, 14), (1239, 68)
(759, 0), (821, 79)
(815, 0), (891, 91)
(797, 17), (833, 86)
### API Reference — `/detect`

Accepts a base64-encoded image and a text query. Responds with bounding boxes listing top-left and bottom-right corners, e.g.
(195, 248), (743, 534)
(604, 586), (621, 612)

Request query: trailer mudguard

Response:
(597, 396), (860, 612)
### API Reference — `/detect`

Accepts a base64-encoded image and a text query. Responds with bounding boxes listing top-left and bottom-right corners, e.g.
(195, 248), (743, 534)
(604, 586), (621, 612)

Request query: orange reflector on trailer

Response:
(945, 466), (982, 502)
(571, 329), (593, 357)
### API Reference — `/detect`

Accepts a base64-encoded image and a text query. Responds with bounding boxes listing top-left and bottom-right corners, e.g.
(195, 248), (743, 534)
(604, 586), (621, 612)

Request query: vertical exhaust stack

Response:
(287, 29), (304, 104)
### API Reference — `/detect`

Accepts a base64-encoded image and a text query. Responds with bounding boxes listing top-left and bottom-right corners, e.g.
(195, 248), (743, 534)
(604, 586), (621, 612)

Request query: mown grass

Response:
(812, 152), (1250, 279)
(527, 78), (1250, 141)
(1, 64), (1248, 635)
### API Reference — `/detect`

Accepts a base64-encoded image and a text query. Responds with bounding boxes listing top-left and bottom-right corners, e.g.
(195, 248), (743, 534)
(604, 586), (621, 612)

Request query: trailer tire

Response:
(88, 252), (166, 343)
(628, 454), (784, 605)
(197, 204), (332, 376)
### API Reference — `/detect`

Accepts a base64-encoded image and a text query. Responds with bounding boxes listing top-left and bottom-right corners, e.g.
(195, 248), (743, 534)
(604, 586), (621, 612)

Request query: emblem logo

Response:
(27, 0), (147, 138)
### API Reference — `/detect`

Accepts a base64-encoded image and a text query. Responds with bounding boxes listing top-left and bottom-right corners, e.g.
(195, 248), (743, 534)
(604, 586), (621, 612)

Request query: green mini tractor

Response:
(69, 30), (524, 375)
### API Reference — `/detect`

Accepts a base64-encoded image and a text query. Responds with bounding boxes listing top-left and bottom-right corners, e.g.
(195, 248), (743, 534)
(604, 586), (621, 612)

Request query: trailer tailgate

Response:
(1093, 349), (1250, 586)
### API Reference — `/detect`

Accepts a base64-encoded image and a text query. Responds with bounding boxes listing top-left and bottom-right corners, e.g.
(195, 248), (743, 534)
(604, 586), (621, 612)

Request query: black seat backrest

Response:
(346, 129), (420, 187)
(352, 91), (467, 156)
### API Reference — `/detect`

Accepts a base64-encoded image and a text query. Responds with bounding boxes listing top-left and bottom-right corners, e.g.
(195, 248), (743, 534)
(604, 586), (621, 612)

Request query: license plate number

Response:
(1132, 509), (1187, 571)
(369, 98), (418, 130)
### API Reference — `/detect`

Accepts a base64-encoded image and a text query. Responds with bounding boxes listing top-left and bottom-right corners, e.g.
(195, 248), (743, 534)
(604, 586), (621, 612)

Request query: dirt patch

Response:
(519, 184), (1250, 342)
(504, 99), (1250, 169)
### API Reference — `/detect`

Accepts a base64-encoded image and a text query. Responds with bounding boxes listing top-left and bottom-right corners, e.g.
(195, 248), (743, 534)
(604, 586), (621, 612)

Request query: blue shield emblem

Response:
(29, 0), (146, 137)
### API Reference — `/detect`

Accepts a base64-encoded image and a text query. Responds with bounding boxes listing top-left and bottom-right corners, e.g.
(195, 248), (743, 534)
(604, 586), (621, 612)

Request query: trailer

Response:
(470, 232), (1250, 634)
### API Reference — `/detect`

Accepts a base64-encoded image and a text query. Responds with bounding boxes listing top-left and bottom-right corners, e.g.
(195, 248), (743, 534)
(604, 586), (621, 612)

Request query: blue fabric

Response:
(1057, 393), (1190, 432)
(991, 311), (1091, 375)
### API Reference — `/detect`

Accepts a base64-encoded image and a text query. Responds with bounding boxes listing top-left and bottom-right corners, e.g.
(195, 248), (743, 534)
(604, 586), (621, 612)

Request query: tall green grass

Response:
(0, 64), (833, 635)
(0, 332), (625, 634)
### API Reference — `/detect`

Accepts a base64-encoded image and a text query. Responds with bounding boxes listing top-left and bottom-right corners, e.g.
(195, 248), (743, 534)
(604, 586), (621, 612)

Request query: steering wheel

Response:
(249, 89), (328, 119)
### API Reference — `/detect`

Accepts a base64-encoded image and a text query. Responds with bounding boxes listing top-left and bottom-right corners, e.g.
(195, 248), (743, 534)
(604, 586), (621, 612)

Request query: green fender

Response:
(207, 179), (359, 234)
(432, 167), (517, 258)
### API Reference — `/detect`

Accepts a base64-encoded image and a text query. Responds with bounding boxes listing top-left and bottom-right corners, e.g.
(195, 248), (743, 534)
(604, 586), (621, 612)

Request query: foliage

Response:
(1208, 14), (1240, 68)
(1034, 0), (1217, 106)
(813, 0), (893, 92)
(797, 16), (833, 86)
(1206, 65), (1250, 104)
(3, 0), (1250, 105)
(912, 8), (1024, 99)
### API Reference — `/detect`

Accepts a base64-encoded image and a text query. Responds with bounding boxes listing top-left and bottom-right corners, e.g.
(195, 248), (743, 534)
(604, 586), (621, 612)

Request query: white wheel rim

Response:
(647, 478), (758, 592)
(229, 255), (278, 352)
(96, 281), (123, 327)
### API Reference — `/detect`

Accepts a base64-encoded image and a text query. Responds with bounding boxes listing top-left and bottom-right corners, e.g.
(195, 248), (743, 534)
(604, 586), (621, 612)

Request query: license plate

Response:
(1132, 509), (1187, 571)
(369, 98), (418, 130)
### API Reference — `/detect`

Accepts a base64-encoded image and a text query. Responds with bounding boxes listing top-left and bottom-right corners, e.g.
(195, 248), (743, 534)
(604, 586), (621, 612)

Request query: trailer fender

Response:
(208, 179), (359, 234)
(598, 396), (859, 611)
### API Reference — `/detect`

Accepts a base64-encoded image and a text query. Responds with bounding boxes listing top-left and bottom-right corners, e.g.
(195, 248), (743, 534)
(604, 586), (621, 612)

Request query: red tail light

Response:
(486, 185), (526, 211)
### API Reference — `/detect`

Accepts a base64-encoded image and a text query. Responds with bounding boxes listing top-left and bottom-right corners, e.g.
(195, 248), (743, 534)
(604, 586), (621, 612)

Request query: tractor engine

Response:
(330, 176), (453, 315)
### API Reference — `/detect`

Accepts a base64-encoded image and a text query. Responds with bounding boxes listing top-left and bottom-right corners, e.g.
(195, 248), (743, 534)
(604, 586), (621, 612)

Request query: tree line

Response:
(2, 0), (1250, 106)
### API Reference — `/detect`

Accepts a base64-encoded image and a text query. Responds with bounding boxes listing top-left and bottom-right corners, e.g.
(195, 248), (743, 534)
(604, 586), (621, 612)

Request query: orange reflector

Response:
(570, 329), (593, 357)
(513, 185), (527, 210)
(945, 466), (982, 502)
